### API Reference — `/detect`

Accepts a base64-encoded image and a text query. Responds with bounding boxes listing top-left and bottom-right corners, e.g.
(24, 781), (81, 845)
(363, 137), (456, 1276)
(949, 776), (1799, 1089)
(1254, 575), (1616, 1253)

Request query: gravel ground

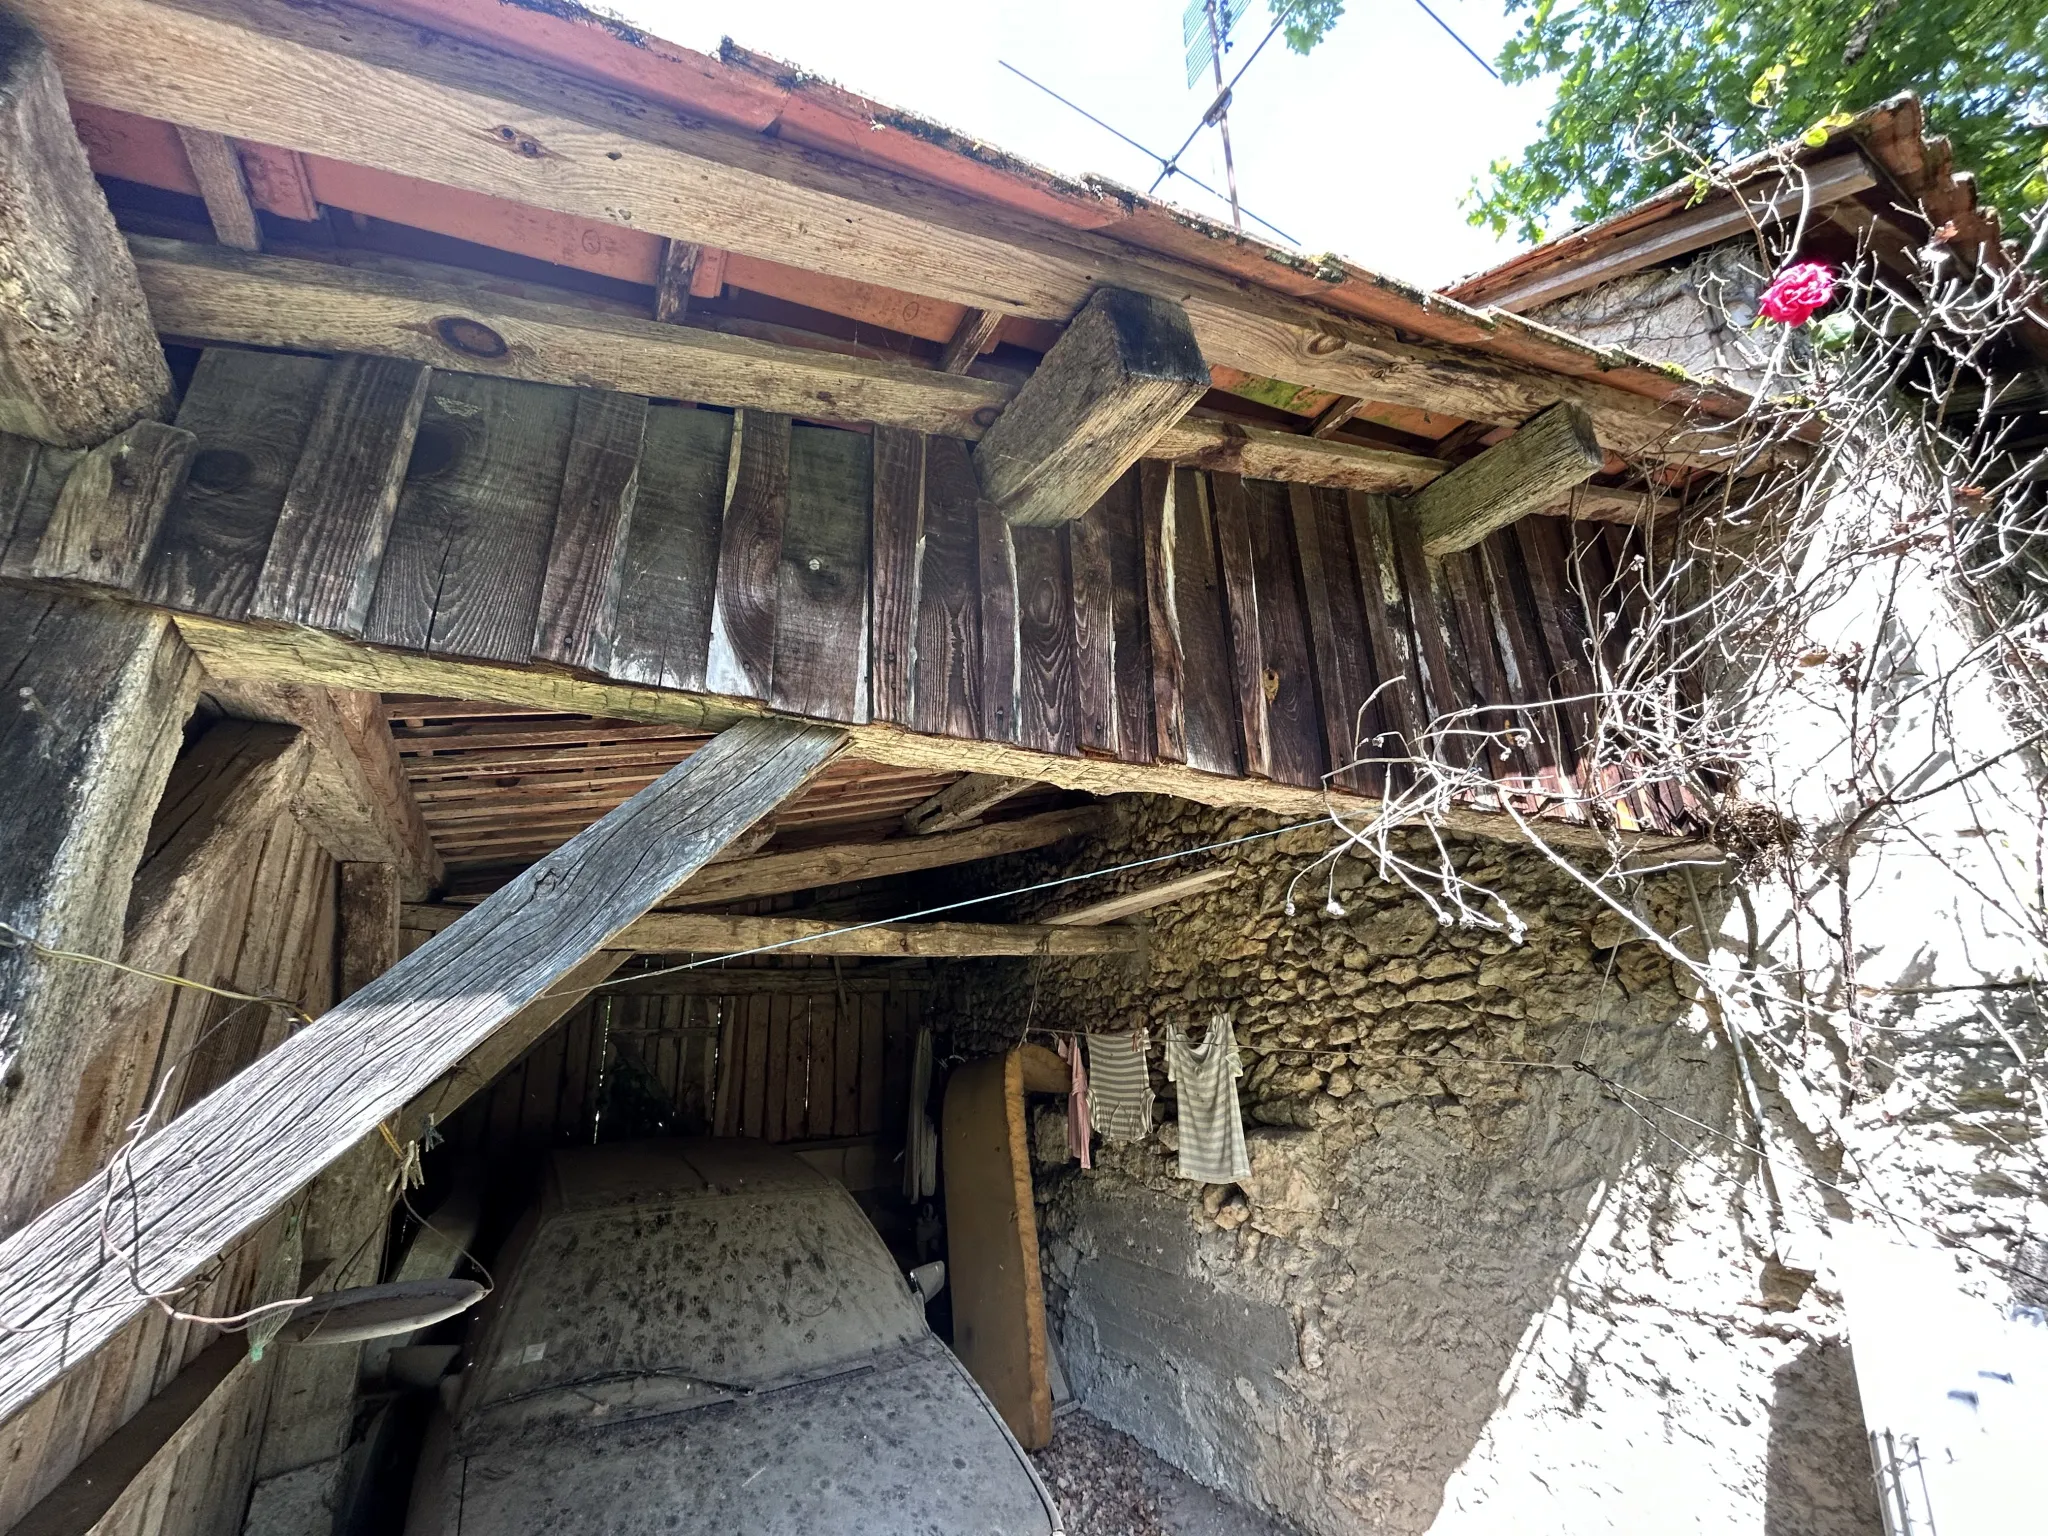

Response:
(1032, 1410), (1299, 1536)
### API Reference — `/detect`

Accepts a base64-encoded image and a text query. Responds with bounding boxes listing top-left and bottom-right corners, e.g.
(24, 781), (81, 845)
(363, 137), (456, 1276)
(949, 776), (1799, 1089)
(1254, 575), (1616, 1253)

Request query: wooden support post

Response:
(902, 773), (1038, 836)
(1410, 402), (1605, 557)
(0, 593), (200, 1229)
(402, 907), (1143, 958)
(0, 718), (844, 1425)
(174, 127), (262, 251)
(973, 288), (1209, 528)
(206, 680), (444, 899)
(0, 15), (172, 446)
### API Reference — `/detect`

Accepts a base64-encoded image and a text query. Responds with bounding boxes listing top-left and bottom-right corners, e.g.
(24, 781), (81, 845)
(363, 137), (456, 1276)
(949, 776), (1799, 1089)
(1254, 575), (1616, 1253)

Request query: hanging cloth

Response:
(1056, 1036), (1093, 1170)
(1166, 1014), (1250, 1183)
(1085, 1030), (1153, 1143)
(903, 1025), (938, 1200)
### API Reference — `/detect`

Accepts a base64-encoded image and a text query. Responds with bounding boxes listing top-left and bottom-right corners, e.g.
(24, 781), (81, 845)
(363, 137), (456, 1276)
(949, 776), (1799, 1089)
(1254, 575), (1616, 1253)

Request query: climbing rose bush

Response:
(1759, 261), (1837, 325)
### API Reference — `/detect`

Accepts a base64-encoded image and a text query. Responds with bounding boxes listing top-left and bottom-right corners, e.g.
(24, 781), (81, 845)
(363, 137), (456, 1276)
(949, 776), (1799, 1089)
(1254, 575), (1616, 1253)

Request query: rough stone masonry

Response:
(942, 796), (1882, 1536)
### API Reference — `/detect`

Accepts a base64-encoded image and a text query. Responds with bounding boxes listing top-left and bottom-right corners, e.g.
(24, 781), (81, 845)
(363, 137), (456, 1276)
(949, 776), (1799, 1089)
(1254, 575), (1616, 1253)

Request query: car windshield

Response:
(471, 1188), (925, 1412)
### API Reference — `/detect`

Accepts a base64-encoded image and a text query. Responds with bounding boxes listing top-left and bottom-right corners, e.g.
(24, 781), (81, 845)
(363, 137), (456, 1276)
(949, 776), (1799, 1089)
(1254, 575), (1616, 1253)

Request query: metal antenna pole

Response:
(1204, 0), (1243, 235)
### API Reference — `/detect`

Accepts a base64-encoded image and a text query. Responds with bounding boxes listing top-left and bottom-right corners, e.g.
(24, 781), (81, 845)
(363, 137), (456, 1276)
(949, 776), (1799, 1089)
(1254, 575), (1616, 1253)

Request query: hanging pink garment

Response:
(1057, 1036), (1093, 1170)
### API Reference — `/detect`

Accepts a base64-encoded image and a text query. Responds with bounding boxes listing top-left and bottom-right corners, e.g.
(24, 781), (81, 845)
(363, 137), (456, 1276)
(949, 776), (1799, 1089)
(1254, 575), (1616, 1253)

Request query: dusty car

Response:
(402, 1138), (1062, 1535)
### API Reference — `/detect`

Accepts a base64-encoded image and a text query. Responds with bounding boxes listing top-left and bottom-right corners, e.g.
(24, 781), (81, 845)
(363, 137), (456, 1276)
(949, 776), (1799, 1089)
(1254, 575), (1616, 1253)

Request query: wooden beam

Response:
(30, 420), (198, 589)
(939, 307), (1003, 374)
(1308, 397), (1364, 440)
(167, 609), (1650, 854)
(1411, 403), (1606, 557)
(174, 125), (262, 251)
(206, 679), (444, 899)
(0, 15), (171, 446)
(128, 239), (1449, 494)
(10, 1336), (248, 1536)
(668, 805), (1101, 906)
(0, 593), (200, 1229)
(18, 0), (1727, 462)
(0, 718), (845, 1425)
(903, 773), (1038, 835)
(403, 905), (1141, 957)
(974, 288), (1209, 527)
(601, 968), (933, 997)
(1552, 486), (1682, 527)
(1044, 867), (1232, 926)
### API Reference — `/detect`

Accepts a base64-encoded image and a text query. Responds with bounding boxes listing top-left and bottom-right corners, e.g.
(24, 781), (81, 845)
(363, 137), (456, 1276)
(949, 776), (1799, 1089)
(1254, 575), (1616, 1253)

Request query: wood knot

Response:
(1305, 329), (1348, 357)
(188, 448), (252, 494)
(432, 316), (509, 360)
(489, 124), (549, 159)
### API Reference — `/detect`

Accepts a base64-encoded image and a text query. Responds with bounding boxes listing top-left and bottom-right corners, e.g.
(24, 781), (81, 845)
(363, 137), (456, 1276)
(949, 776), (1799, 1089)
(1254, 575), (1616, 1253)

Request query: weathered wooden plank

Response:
(860, 993), (887, 1137)
(174, 126), (261, 251)
(1290, 484), (1376, 791)
(1174, 470), (1243, 778)
(131, 238), (1010, 444)
(0, 439), (72, 580)
(704, 410), (791, 700)
(978, 494), (1020, 744)
(771, 424), (872, 722)
(1515, 514), (1599, 772)
(248, 354), (430, 634)
(1098, 474), (1154, 765)
(1067, 504), (1115, 756)
(608, 405), (732, 693)
(1045, 866), (1234, 926)
(1344, 491), (1423, 771)
(1477, 533), (1559, 786)
(868, 427), (925, 727)
(840, 993), (869, 1137)
(533, 389), (648, 673)
(0, 17), (171, 446)
(940, 307), (1003, 374)
(406, 906), (1144, 957)
(1012, 524), (1077, 756)
(364, 371), (574, 664)
(31, 422), (197, 592)
(974, 288), (1209, 528)
(712, 999), (740, 1136)
(0, 719), (847, 1427)
(1388, 507), (1461, 744)
(1139, 461), (1184, 764)
(142, 349), (330, 619)
(899, 775), (1041, 838)
(740, 993), (771, 1138)
(0, 594), (199, 1230)
(1411, 403), (1605, 557)
(1149, 420), (1448, 493)
(912, 436), (983, 740)
(654, 238), (700, 323)
(1441, 547), (1520, 781)
(1245, 480), (1324, 788)
(1209, 471), (1268, 779)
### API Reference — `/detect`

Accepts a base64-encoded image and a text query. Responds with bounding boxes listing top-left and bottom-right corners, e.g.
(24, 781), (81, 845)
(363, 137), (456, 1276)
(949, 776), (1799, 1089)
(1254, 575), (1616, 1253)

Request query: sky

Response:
(612, 0), (1559, 290)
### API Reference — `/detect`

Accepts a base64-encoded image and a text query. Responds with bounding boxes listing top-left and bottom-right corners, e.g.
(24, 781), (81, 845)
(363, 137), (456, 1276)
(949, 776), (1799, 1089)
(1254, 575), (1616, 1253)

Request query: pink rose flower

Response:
(1759, 261), (1837, 325)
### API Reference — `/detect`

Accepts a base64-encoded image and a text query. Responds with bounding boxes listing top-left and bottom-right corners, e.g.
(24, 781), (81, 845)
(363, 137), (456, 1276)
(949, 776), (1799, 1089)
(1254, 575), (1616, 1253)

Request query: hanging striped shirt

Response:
(1166, 1015), (1250, 1184)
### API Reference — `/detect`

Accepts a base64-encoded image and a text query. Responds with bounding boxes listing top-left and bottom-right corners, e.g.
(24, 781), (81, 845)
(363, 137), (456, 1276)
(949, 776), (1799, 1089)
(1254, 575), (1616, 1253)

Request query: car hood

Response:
(443, 1336), (1060, 1535)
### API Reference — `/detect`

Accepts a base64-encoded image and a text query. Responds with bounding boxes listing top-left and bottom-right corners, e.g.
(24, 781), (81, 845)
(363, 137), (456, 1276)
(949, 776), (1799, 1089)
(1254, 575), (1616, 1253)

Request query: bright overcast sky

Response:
(615, 0), (1558, 290)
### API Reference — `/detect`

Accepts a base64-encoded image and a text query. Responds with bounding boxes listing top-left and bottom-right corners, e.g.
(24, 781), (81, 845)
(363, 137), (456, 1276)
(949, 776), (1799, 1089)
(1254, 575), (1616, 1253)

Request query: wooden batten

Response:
(401, 907), (1142, 958)
(0, 718), (847, 1428)
(974, 288), (1211, 527)
(902, 773), (1037, 835)
(1044, 867), (1233, 926)
(0, 15), (171, 446)
(30, 421), (196, 590)
(173, 126), (261, 251)
(1410, 403), (1606, 557)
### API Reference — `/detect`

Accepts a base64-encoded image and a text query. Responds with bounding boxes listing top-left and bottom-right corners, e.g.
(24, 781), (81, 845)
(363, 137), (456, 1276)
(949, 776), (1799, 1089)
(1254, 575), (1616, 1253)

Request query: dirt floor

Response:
(1033, 1409), (1300, 1536)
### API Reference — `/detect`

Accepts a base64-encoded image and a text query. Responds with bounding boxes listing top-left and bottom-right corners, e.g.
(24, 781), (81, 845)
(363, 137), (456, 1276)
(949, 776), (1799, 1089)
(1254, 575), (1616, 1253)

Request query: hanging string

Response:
(0, 918), (315, 1027)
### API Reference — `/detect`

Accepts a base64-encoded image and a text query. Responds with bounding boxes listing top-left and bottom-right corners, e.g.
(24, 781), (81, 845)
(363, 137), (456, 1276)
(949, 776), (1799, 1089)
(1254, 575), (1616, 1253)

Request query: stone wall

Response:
(936, 798), (1880, 1535)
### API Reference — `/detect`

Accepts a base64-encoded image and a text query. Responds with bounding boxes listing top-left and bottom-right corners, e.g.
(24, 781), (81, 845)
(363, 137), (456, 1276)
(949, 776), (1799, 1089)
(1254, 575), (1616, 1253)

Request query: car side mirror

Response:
(908, 1260), (946, 1305)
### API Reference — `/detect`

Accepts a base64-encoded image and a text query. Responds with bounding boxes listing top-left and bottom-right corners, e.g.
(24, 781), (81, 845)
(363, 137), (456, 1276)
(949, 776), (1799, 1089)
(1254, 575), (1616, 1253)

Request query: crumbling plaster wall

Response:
(943, 803), (1878, 1535)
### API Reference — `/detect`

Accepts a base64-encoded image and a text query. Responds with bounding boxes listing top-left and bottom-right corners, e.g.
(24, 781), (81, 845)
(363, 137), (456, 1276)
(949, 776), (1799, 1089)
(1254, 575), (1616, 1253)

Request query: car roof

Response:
(541, 1137), (837, 1216)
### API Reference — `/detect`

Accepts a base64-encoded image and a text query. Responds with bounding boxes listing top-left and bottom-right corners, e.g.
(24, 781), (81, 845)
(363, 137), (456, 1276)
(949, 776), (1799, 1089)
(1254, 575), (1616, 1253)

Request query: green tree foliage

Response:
(1273, 0), (1346, 54)
(1467, 0), (2048, 242)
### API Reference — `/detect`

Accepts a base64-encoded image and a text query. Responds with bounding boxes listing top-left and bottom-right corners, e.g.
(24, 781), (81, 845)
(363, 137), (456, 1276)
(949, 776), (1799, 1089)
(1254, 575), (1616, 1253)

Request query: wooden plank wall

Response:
(0, 808), (339, 1534)
(439, 967), (925, 1167)
(51, 348), (1690, 834)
